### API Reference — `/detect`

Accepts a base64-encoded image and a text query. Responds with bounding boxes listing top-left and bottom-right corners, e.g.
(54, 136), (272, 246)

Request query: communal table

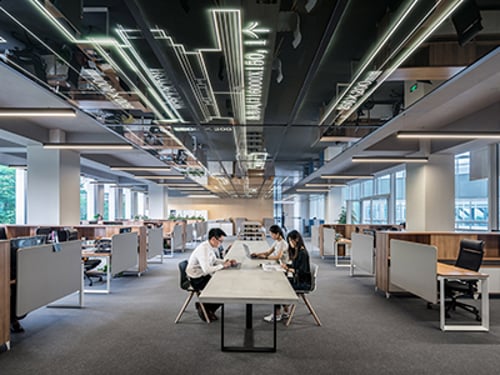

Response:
(199, 240), (298, 352)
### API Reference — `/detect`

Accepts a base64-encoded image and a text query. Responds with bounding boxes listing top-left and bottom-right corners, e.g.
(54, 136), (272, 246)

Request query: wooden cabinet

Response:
(375, 231), (500, 294)
(0, 241), (10, 350)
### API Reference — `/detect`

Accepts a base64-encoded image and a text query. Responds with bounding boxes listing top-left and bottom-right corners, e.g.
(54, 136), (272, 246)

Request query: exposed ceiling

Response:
(0, 0), (499, 199)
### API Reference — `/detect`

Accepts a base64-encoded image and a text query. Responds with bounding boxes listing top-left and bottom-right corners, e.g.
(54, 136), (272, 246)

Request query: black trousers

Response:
(189, 274), (222, 313)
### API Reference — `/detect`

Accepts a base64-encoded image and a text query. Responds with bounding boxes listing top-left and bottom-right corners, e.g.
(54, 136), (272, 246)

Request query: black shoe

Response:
(11, 321), (24, 333)
(207, 311), (218, 321)
(195, 302), (208, 322)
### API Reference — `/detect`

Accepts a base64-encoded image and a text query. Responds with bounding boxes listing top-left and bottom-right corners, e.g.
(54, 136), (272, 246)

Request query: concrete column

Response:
(131, 191), (138, 219)
(114, 188), (124, 220)
(406, 154), (455, 231)
(124, 189), (131, 219)
(94, 185), (105, 219)
(326, 187), (343, 223)
(108, 186), (116, 220)
(148, 184), (169, 219)
(26, 145), (80, 225)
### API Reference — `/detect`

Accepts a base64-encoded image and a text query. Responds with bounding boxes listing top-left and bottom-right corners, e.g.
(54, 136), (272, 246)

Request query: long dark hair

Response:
(286, 230), (305, 260)
(269, 224), (284, 239)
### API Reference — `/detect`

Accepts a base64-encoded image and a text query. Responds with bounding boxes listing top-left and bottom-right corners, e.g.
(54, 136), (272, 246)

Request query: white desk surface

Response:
(199, 240), (298, 305)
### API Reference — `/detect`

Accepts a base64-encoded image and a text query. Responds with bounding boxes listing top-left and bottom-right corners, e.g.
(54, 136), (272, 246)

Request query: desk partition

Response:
(350, 233), (375, 276)
(111, 232), (139, 276)
(16, 241), (83, 317)
(389, 239), (438, 304)
(147, 227), (163, 263)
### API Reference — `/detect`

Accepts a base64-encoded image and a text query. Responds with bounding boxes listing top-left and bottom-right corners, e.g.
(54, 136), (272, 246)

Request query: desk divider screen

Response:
(323, 228), (336, 256)
(351, 233), (375, 275)
(147, 227), (163, 259)
(17, 241), (81, 316)
(111, 232), (138, 275)
(390, 239), (438, 304)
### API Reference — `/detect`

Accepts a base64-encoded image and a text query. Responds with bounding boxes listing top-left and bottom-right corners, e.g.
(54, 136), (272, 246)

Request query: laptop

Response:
(243, 243), (251, 258)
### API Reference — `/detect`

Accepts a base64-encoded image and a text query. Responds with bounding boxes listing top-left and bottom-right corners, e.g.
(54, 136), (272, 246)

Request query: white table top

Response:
(199, 240), (298, 305)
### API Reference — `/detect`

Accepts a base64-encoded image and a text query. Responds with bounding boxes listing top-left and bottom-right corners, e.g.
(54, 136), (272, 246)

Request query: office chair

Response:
(174, 260), (210, 324)
(445, 239), (485, 321)
(285, 263), (322, 327)
(83, 258), (103, 286)
(0, 226), (7, 240)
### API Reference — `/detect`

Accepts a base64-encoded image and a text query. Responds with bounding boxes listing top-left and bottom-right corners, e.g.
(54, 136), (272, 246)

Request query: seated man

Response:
(186, 228), (235, 321)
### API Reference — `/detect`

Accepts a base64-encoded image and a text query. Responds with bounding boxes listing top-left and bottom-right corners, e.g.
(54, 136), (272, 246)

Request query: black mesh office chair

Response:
(285, 263), (322, 327)
(174, 260), (210, 324)
(445, 239), (485, 321)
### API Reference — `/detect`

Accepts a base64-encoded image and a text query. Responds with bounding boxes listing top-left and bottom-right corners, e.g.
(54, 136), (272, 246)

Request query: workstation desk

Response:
(390, 239), (489, 332)
(199, 240), (298, 352)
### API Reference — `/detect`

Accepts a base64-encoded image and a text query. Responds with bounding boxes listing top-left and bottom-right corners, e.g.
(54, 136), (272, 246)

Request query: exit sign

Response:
(409, 83), (418, 93)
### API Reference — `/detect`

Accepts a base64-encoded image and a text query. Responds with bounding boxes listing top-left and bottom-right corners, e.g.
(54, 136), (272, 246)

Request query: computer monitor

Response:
(119, 227), (132, 233)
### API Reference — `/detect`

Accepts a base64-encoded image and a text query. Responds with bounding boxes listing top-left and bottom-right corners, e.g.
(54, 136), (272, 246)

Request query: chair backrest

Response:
(309, 263), (319, 293)
(178, 260), (191, 290)
(455, 239), (484, 271)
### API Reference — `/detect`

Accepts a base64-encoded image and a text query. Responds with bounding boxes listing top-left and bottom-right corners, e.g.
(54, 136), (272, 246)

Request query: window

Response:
(455, 152), (488, 230)
(0, 165), (16, 224)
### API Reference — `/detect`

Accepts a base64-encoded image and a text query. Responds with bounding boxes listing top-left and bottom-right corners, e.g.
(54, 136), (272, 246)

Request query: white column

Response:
(148, 184), (169, 219)
(124, 188), (132, 219)
(94, 185), (105, 219)
(131, 191), (138, 219)
(86, 180), (95, 221)
(115, 188), (124, 220)
(108, 186), (116, 220)
(27, 145), (80, 225)
(406, 154), (455, 231)
(326, 187), (343, 223)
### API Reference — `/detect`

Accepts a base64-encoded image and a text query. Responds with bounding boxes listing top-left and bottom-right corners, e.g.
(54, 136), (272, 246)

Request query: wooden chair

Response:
(286, 263), (322, 326)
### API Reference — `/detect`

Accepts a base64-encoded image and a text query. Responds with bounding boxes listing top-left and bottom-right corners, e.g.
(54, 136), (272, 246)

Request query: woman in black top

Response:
(263, 230), (312, 323)
(284, 230), (312, 291)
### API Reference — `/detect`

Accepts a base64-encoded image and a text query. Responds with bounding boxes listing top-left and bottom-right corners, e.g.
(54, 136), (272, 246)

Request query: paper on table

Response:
(262, 264), (283, 272)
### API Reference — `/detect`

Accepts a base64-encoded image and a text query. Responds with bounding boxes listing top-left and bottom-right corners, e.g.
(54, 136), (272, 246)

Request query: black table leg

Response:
(221, 304), (277, 352)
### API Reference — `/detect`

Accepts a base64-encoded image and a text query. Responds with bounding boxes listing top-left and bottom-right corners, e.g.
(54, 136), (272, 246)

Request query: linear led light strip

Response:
(28, 1), (183, 123)
(397, 131), (500, 139)
(115, 28), (185, 121)
(149, 28), (221, 121)
(212, 9), (246, 124)
(352, 156), (428, 163)
(335, 0), (464, 126)
(321, 174), (373, 179)
(319, 0), (420, 124)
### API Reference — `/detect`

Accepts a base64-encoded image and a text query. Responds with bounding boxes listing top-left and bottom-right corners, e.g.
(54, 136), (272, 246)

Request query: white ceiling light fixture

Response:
(43, 143), (133, 150)
(110, 166), (171, 171)
(397, 131), (500, 140)
(296, 188), (329, 193)
(352, 156), (428, 163)
(135, 175), (185, 180)
(320, 174), (373, 179)
(0, 108), (76, 117)
(305, 183), (346, 187)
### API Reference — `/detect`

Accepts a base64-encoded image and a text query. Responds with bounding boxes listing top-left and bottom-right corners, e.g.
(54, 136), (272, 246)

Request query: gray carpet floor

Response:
(1, 239), (500, 375)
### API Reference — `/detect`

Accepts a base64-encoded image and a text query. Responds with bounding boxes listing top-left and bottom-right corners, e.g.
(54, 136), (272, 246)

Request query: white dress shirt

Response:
(186, 240), (225, 279)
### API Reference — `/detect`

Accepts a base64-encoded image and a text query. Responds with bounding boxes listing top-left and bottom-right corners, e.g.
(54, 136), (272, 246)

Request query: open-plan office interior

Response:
(1, 0), (500, 373)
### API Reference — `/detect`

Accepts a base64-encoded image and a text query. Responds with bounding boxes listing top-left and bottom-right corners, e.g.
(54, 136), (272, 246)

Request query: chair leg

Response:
(196, 296), (211, 324)
(301, 294), (322, 326)
(285, 304), (297, 327)
(175, 291), (195, 323)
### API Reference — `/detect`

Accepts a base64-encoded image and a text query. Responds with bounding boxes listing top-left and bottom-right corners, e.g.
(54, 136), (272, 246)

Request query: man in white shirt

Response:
(186, 228), (235, 321)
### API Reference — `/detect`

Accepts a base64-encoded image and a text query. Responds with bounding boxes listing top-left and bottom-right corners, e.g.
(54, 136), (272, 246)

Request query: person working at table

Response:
(186, 228), (236, 322)
(251, 224), (289, 264)
(264, 230), (311, 322)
